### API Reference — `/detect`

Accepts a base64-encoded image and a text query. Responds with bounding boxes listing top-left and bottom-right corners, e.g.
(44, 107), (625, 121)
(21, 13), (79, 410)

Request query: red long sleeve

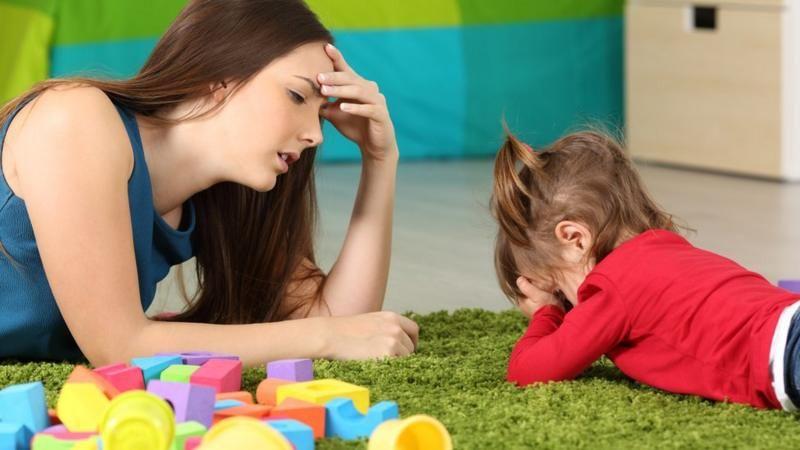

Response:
(507, 279), (629, 386)
(504, 230), (799, 409)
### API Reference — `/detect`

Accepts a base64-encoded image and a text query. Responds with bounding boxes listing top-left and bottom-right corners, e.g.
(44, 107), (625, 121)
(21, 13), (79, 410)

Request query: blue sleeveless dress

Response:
(0, 98), (196, 361)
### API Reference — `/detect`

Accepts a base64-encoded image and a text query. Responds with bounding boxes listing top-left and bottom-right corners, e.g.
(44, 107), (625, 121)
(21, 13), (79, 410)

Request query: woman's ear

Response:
(554, 220), (593, 262)
(211, 80), (229, 103)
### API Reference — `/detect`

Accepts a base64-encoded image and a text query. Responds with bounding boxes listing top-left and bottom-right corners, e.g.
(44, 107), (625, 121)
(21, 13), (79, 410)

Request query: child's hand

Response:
(515, 276), (564, 318)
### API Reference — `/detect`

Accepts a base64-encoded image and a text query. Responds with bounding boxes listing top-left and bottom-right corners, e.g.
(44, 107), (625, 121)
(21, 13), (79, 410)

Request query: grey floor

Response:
(150, 160), (800, 316)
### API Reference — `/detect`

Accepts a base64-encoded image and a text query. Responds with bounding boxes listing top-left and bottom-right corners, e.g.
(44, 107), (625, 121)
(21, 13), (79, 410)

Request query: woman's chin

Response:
(245, 174), (277, 192)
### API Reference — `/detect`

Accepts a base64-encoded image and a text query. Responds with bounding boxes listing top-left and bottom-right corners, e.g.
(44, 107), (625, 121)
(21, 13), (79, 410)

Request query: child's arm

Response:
(507, 276), (630, 386)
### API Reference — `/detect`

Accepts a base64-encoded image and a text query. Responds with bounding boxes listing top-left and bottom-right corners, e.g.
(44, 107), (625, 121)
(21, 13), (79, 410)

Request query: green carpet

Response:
(2, 309), (800, 449)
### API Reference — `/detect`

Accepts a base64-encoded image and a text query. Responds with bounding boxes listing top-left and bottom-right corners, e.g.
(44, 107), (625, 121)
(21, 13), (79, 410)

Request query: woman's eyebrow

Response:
(293, 75), (323, 98)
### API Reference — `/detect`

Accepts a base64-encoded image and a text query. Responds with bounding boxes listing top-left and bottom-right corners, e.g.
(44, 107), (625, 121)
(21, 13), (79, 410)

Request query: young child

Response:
(491, 130), (800, 410)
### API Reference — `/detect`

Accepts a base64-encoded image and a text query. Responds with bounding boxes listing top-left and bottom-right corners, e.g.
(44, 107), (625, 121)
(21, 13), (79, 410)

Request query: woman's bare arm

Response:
(11, 86), (415, 367)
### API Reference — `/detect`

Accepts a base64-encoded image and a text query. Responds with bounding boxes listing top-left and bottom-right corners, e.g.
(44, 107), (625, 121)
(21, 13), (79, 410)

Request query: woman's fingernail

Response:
(318, 73), (327, 82)
(320, 85), (329, 94)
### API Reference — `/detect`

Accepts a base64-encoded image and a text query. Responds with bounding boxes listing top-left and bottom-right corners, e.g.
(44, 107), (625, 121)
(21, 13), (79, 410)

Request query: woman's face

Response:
(212, 42), (334, 192)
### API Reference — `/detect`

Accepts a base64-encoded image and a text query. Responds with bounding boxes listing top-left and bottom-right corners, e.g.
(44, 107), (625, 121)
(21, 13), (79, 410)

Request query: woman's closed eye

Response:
(288, 89), (306, 104)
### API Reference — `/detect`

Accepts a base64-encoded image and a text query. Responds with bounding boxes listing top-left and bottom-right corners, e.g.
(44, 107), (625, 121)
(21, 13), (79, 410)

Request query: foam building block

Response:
(67, 366), (120, 399)
(215, 391), (253, 404)
(265, 419), (314, 450)
(55, 383), (110, 432)
(132, 355), (183, 383)
(256, 379), (293, 406)
(367, 415), (453, 450)
(199, 417), (292, 450)
(189, 359), (242, 393)
(93, 364), (145, 392)
(0, 381), (50, 433)
(160, 364), (201, 383)
(213, 400), (244, 411)
(46, 410), (59, 426)
(184, 435), (203, 450)
(0, 422), (31, 450)
(40, 425), (69, 434)
(147, 380), (216, 428)
(325, 399), (399, 440)
(778, 279), (800, 294)
(31, 433), (98, 450)
(212, 404), (272, 425)
(266, 359), (313, 382)
(268, 398), (325, 439)
(170, 421), (206, 450)
(276, 379), (369, 414)
(156, 352), (239, 366)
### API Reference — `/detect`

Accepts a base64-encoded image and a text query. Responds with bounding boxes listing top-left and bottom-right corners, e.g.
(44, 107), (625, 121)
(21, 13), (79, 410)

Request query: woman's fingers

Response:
(317, 71), (360, 86)
(320, 83), (382, 105)
(339, 103), (384, 121)
(325, 43), (356, 74)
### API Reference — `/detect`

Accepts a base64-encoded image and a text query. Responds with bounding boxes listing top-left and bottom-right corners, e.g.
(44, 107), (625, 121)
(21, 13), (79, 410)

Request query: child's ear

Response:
(554, 220), (593, 259)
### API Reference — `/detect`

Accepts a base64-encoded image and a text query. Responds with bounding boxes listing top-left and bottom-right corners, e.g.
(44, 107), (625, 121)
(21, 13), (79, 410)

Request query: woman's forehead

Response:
(268, 42), (334, 76)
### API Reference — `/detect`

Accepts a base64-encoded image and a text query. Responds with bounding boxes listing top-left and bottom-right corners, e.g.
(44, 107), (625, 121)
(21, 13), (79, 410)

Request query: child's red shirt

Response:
(507, 230), (798, 409)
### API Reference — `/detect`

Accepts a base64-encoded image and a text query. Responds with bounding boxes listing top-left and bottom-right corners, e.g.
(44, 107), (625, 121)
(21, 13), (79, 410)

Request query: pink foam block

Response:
(94, 364), (145, 392)
(184, 435), (203, 450)
(156, 352), (240, 366)
(189, 359), (242, 394)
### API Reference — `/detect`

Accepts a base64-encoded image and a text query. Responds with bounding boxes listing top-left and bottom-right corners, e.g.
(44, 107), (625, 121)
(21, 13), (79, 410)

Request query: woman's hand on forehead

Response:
(316, 44), (398, 162)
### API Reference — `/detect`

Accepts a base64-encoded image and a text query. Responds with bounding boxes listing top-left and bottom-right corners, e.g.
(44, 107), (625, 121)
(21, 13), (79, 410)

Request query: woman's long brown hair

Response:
(491, 130), (683, 304)
(0, 0), (333, 323)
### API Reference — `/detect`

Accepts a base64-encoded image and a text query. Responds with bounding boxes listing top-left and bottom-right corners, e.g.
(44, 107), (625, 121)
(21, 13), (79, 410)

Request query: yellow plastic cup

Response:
(199, 417), (292, 450)
(99, 390), (175, 450)
(368, 415), (453, 450)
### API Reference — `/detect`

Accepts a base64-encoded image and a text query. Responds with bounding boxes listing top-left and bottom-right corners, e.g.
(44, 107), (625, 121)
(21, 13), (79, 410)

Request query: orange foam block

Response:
(67, 366), (120, 399)
(256, 379), (293, 406)
(48, 409), (61, 425)
(93, 363), (144, 393)
(190, 359), (242, 394)
(216, 391), (254, 404)
(269, 398), (325, 439)
(212, 404), (272, 425)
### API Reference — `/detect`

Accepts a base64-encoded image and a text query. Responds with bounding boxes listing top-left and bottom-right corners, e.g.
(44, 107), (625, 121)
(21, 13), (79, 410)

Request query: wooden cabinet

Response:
(625, 0), (799, 180)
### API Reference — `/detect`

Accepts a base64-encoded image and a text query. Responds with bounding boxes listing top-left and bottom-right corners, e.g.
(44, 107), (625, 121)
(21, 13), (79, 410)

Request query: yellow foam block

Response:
(276, 379), (369, 414)
(368, 415), (452, 450)
(199, 417), (291, 450)
(56, 383), (111, 432)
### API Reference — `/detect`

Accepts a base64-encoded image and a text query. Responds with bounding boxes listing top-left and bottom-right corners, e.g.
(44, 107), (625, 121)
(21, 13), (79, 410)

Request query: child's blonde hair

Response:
(491, 130), (680, 303)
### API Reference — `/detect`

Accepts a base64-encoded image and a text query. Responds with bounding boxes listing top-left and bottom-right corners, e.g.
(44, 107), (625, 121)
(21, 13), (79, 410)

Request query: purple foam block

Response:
(266, 359), (314, 382)
(778, 280), (800, 294)
(147, 380), (216, 428)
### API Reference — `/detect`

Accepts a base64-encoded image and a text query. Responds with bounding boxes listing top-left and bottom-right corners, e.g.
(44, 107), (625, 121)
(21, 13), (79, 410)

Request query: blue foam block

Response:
(213, 399), (244, 411)
(0, 422), (32, 450)
(131, 355), (183, 382)
(0, 381), (49, 433)
(265, 419), (314, 450)
(325, 398), (399, 440)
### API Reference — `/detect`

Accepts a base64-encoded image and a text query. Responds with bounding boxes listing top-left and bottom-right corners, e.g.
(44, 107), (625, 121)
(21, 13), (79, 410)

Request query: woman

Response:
(0, 0), (418, 366)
